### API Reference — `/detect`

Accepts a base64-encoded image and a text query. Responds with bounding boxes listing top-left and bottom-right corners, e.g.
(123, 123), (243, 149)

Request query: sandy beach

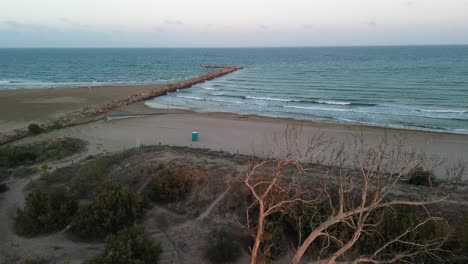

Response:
(1, 76), (467, 264)
(0, 84), (167, 133)
(7, 99), (466, 179)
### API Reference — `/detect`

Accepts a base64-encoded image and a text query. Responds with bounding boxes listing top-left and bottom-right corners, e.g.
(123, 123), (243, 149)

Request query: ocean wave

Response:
(245, 96), (300, 102)
(176, 95), (205, 100)
(315, 100), (351, 105)
(417, 108), (468, 114)
(283, 105), (468, 121)
(284, 105), (348, 112)
(200, 86), (221, 91)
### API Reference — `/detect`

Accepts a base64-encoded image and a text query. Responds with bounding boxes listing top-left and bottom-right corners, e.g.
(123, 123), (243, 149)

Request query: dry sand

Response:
(13, 101), (468, 179)
(0, 84), (166, 133)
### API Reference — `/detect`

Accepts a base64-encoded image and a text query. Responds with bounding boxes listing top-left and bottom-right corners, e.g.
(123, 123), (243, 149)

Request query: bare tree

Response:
(244, 126), (463, 264)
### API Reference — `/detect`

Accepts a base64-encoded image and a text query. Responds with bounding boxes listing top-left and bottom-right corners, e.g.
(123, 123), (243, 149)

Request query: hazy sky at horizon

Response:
(1, 0), (468, 47)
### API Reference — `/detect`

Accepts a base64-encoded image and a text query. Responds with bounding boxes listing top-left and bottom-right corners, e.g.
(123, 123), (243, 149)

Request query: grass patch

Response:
(0, 138), (86, 169)
(86, 225), (161, 264)
(70, 156), (118, 196)
(14, 187), (78, 237)
(27, 154), (126, 198)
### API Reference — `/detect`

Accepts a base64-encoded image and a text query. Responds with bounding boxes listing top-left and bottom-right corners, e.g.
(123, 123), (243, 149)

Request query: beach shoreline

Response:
(1, 68), (467, 176)
(0, 66), (242, 144)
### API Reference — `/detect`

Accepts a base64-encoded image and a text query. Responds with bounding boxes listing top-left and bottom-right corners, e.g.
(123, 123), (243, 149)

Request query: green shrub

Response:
(206, 229), (242, 263)
(150, 168), (192, 202)
(86, 225), (161, 264)
(14, 187), (78, 237)
(28, 123), (44, 135)
(0, 182), (8, 193)
(70, 182), (143, 239)
(408, 167), (438, 186)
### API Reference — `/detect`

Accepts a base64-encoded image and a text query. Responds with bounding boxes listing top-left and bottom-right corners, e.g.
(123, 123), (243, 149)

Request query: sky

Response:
(0, 0), (468, 47)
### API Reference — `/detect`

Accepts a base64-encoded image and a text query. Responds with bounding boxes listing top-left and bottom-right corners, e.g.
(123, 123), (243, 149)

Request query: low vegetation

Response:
(14, 187), (78, 237)
(149, 168), (194, 202)
(6, 142), (467, 263)
(0, 138), (86, 169)
(206, 229), (243, 263)
(27, 123), (44, 135)
(408, 166), (438, 186)
(86, 225), (162, 264)
(0, 182), (8, 193)
(71, 156), (120, 196)
(70, 182), (143, 240)
(27, 154), (126, 199)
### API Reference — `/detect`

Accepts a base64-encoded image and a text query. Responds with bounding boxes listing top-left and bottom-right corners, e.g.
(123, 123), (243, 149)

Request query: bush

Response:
(0, 182), (8, 193)
(206, 229), (242, 263)
(28, 123), (44, 135)
(408, 167), (438, 186)
(14, 187), (78, 237)
(86, 225), (161, 264)
(150, 168), (192, 202)
(70, 182), (143, 239)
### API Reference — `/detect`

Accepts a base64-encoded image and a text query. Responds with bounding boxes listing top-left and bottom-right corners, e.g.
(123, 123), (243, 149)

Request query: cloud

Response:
(153, 27), (165, 32)
(302, 24), (314, 29)
(258, 24), (269, 30)
(165, 19), (183, 26)
(368, 21), (377, 27)
(405, 1), (415, 7)
(3, 20), (44, 30)
(3, 20), (29, 28)
(59, 18), (91, 29)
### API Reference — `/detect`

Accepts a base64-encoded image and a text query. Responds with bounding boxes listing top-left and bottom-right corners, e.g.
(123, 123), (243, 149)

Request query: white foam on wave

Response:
(176, 95), (204, 100)
(200, 86), (221, 91)
(316, 100), (351, 105)
(418, 108), (467, 114)
(245, 96), (299, 102)
(284, 105), (348, 112)
(144, 101), (190, 110)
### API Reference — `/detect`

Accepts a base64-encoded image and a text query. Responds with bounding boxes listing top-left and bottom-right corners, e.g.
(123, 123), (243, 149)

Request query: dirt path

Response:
(197, 187), (230, 221)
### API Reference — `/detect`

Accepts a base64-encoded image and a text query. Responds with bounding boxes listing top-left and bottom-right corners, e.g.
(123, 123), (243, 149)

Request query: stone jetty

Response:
(0, 66), (243, 145)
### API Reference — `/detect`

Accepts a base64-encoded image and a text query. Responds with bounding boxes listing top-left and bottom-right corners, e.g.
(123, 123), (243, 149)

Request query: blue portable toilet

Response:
(192, 131), (199, 141)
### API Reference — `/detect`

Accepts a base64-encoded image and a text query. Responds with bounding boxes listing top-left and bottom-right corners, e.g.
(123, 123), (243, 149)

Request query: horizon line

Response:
(1, 44), (468, 49)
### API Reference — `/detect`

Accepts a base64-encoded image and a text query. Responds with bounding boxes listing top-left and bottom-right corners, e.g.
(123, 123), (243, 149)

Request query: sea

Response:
(0, 46), (467, 134)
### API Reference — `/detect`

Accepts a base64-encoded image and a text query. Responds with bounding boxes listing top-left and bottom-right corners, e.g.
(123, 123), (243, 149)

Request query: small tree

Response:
(40, 163), (51, 179)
